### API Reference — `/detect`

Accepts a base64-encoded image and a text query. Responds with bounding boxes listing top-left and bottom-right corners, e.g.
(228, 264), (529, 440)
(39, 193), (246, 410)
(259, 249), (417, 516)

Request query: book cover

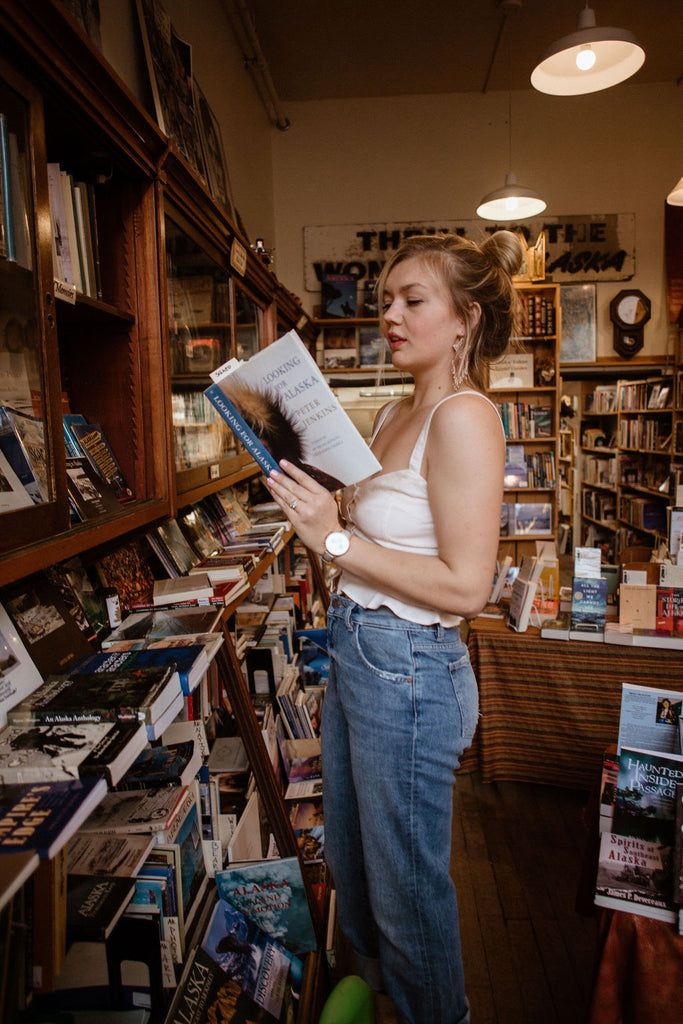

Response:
(613, 747), (683, 846)
(617, 682), (683, 756)
(70, 421), (134, 501)
(2, 571), (95, 677)
(67, 830), (156, 877)
(289, 799), (325, 865)
(202, 898), (303, 1022)
(78, 784), (190, 835)
(569, 576), (608, 636)
(72, 642), (210, 697)
(66, 873), (136, 941)
(8, 664), (180, 728)
(59, 556), (111, 640)
(594, 831), (676, 924)
(0, 848), (39, 913)
(488, 353), (534, 389)
(321, 272), (357, 318)
(65, 455), (121, 520)
(166, 945), (278, 1024)
(156, 796), (207, 928)
(0, 719), (130, 784)
(153, 574), (215, 607)
(503, 445), (528, 488)
(0, 600), (43, 730)
(2, 407), (49, 500)
(116, 740), (201, 791)
(205, 330), (381, 490)
(215, 855), (316, 956)
(511, 502), (552, 536)
(277, 736), (322, 784)
(153, 518), (202, 576)
(101, 606), (223, 648)
(78, 719), (149, 787)
(0, 408), (44, 503)
(0, 447), (32, 511)
(0, 776), (107, 857)
(96, 540), (157, 609)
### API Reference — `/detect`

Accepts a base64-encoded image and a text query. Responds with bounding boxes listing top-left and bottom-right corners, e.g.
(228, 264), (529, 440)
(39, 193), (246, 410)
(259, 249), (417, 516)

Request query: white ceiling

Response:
(244, 0), (683, 101)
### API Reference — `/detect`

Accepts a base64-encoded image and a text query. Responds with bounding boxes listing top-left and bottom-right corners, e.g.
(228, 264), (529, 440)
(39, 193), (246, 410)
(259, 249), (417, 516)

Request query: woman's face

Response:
(381, 256), (465, 377)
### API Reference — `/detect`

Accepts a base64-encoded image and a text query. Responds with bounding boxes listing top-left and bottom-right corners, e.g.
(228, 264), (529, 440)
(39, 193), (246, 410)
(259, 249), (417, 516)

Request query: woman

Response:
(267, 231), (523, 1023)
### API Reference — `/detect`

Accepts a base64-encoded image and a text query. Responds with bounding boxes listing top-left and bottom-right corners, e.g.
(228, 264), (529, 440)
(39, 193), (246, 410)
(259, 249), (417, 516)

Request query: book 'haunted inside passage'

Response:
(204, 330), (381, 490)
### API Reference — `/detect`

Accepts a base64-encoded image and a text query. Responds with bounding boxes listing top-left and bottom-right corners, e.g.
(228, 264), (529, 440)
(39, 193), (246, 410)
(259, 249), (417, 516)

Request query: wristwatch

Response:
(322, 528), (352, 563)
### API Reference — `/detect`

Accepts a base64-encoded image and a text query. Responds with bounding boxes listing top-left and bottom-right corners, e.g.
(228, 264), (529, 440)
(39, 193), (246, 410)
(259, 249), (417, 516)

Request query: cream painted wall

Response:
(98, 0), (276, 247)
(272, 83), (683, 361)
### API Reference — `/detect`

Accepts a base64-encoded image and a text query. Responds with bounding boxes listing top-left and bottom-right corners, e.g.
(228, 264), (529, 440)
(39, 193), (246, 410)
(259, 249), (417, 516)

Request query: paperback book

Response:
(204, 329), (381, 490)
(66, 873), (136, 941)
(0, 600), (43, 730)
(594, 831), (676, 923)
(0, 718), (147, 786)
(201, 898), (303, 1022)
(78, 784), (191, 836)
(214, 855), (317, 956)
(0, 776), (107, 857)
(7, 664), (181, 728)
(66, 830), (156, 877)
(613, 746), (683, 846)
(101, 606), (223, 648)
(71, 642), (211, 697)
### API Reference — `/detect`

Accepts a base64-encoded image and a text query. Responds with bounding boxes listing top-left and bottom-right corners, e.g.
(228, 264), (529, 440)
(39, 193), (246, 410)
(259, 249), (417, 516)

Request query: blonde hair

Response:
(377, 231), (524, 391)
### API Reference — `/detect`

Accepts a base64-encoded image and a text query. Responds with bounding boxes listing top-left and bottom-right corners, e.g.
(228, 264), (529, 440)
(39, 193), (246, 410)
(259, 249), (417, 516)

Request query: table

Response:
(587, 909), (683, 1024)
(460, 616), (683, 789)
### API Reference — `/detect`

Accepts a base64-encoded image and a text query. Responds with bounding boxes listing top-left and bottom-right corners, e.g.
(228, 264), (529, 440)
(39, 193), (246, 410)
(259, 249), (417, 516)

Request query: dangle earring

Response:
(451, 335), (469, 391)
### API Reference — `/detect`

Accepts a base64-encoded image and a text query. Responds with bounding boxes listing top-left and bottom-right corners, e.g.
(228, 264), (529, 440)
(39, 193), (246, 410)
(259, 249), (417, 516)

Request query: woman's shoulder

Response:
(428, 391), (505, 448)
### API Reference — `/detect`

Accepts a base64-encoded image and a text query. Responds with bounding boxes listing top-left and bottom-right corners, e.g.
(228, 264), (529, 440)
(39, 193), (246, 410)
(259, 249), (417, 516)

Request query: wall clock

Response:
(610, 289), (651, 358)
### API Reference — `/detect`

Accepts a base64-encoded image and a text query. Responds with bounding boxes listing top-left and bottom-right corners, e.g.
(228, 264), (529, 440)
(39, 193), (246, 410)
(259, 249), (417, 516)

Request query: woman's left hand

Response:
(266, 460), (342, 553)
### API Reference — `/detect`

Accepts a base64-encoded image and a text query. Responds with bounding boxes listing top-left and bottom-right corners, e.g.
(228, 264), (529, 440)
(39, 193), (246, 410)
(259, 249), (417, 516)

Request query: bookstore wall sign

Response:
(303, 214), (635, 292)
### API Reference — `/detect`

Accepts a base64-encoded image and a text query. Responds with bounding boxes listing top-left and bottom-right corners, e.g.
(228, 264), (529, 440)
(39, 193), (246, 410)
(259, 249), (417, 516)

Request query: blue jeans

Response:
(322, 594), (477, 1024)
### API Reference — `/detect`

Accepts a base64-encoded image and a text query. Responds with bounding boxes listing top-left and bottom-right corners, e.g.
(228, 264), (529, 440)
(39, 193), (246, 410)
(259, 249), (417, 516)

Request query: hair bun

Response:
(481, 230), (524, 278)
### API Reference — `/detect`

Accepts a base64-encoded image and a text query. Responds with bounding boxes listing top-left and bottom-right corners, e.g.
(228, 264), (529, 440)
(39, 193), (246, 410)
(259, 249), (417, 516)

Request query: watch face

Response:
(326, 531), (350, 556)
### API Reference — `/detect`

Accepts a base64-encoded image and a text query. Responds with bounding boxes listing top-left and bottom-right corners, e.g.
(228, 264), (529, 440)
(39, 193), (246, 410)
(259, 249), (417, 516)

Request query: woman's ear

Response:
(468, 302), (482, 331)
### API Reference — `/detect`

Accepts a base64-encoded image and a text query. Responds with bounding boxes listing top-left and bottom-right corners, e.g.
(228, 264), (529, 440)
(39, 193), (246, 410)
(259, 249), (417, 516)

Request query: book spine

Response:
(203, 383), (279, 476)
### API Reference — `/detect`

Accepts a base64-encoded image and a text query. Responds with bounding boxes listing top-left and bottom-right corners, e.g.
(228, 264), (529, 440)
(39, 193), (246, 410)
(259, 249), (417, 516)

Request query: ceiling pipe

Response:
(221, 0), (291, 130)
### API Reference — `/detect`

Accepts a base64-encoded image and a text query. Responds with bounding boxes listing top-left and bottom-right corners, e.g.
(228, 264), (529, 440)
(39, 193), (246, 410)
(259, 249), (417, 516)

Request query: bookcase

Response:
(0, 3), (327, 1019)
(579, 380), (619, 562)
(615, 375), (675, 555)
(578, 373), (678, 561)
(495, 282), (560, 563)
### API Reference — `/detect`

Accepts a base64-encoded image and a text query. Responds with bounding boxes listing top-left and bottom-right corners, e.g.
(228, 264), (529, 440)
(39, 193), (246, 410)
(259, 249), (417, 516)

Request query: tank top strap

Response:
(369, 398), (402, 444)
(408, 390), (505, 472)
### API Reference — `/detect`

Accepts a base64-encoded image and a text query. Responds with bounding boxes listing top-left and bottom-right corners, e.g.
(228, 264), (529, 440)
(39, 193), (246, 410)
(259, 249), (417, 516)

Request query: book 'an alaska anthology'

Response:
(204, 330), (381, 490)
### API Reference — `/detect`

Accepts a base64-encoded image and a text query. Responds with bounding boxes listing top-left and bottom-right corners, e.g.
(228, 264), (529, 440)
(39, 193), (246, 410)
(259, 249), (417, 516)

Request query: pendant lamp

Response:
(531, 6), (645, 96)
(477, 80), (546, 221)
(666, 178), (683, 206)
(476, 171), (546, 221)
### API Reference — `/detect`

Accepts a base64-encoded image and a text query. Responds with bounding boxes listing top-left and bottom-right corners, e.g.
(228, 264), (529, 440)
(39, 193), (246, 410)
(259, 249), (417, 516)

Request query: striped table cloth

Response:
(459, 617), (683, 790)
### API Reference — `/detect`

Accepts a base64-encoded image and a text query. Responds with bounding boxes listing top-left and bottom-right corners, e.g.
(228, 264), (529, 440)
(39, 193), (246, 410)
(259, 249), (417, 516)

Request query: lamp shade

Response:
(531, 7), (645, 96)
(666, 177), (683, 206)
(476, 172), (547, 221)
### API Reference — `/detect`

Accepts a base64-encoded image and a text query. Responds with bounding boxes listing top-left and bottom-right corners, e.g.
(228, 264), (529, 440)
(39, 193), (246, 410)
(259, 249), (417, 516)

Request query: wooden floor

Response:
(451, 774), (599, 1024)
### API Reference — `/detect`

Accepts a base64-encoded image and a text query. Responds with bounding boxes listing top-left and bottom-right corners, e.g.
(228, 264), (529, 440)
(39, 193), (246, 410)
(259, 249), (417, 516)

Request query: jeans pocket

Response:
(448, 651), (479, 742)
(354, 622), (412, 683)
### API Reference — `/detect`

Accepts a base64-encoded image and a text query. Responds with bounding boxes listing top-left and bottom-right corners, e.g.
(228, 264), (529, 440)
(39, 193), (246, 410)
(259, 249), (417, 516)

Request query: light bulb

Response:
(576, 46), (597, 71)
(505, 195), (519, 212)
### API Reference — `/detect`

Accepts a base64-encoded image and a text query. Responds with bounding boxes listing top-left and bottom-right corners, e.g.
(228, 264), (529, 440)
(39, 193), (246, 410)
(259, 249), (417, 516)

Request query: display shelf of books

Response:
(0, 4), (173, 588)
(615, 376), (674, 556)
(558, 428), (575, 555)
(579, 382), (619, 562)
(493, 282), (560, 562)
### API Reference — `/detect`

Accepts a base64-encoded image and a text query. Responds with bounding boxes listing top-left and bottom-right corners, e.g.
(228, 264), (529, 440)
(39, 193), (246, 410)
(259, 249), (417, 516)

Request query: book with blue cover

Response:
(0, 776), (107, 857)
(69, 643), (209, 696)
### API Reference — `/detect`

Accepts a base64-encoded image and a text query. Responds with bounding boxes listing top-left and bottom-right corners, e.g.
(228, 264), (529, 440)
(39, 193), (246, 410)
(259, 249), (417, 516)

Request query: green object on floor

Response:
(319, 975), (375, 1024)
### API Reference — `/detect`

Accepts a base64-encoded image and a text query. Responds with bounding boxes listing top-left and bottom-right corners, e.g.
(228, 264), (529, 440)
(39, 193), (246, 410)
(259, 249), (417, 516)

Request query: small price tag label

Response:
(230, 238), (247, 276)
(209, 463), (220, 479)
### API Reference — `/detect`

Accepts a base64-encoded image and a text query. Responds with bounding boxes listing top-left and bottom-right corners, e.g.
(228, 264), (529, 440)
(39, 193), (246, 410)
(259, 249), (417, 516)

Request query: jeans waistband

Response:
(328, 592), (460, 642)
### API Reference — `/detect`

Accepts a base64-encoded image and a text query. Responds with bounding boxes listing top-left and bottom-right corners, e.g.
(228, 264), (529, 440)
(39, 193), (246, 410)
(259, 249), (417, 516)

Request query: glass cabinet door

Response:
(166, 215), (238, 480)
(0, 67), (64, 542)
(234, 280), (262, 361)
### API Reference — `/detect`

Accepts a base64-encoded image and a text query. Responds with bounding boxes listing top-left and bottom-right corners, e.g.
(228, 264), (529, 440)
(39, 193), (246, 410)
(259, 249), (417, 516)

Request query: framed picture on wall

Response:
(193, 79), (235, 222)
(135, 0), (208, 184)
(560, 283), (597, 364)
